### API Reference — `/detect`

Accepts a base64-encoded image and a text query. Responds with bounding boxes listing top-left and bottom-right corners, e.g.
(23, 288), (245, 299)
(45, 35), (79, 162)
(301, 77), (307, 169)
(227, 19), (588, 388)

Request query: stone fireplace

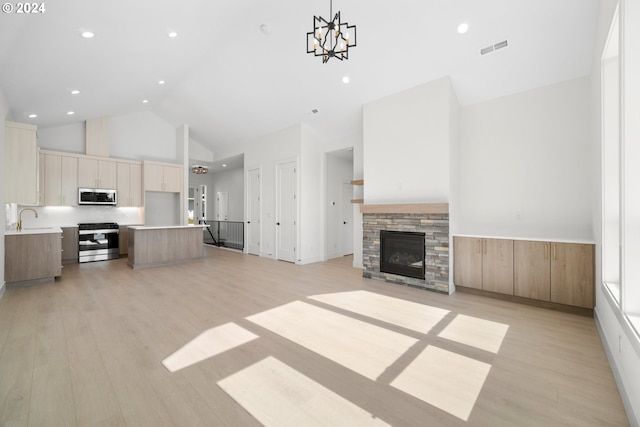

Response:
(361, 204), (449, 293)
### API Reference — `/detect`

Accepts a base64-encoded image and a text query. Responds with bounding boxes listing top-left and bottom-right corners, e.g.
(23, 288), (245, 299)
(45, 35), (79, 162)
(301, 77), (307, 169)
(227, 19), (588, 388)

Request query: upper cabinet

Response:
(42, 152), (78, 206)
(117, 161), (142, 207)
(78, 157), (117, 189)
(143, 161), (183, 193)
(5, 121), (39, 205)
(85, 117), (109, 157)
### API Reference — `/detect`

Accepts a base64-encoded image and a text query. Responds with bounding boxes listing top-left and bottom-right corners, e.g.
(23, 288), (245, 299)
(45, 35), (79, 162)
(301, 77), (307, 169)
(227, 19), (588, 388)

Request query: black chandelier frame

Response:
(306, 0), (357, 63)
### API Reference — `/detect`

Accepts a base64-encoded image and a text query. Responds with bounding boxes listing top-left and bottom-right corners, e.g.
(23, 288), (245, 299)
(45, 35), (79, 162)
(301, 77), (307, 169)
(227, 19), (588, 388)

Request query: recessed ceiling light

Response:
(28, 114), (38, 118)
(158, 80), (165, 85)
(342, 76), (350, 84)
(457, 22), (469, 34)
(81, 31), (95, 38)
(222, 164), (227, 167)
(142, 99), (149, 104)
(67, 111), (75, 115)
(70, 90), (80, 95)
(168, 31), (178, 38)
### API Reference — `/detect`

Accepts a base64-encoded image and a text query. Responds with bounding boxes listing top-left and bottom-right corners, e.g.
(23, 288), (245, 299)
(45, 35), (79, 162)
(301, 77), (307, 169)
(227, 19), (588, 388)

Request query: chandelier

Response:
(306, 0), (357, 63)
(191, 165), (208, 174)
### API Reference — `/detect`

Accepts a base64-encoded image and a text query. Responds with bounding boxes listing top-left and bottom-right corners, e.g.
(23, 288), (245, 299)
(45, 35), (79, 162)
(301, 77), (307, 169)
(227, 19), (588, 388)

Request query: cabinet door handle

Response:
(552, 244), (557, 261)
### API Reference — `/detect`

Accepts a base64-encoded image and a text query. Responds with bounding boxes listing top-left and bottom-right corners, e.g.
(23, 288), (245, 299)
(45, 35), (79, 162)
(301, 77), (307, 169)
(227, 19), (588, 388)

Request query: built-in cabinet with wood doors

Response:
(5, 121), (39, 205)
(455, 235), (595, 309)
(117, 162), (142, 207)
(78, 157), (117, 189)
(41, 152), (78, 206)
(143, 161), (183, 192)
(453, 237), (513, 295)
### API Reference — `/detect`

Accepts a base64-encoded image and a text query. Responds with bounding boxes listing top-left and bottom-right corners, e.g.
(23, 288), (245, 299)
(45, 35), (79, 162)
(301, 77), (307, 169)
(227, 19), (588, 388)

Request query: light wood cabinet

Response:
(5, 232), (62, 282)
(5, 121), (39, 205)
(78, 157), (117, 188)
(143, 161), (183, 193)
(43, 153), (78, 206)
(456, 236), (595, 309)
(117, 162), (142, 207)
(454, 236), (513, 295)
(514, 240), (551, 301)
(482, 238), (514, 295)
(551, 243), (594, 308)
(61, 227), (78, 264)
(453, 237), (482, 289)
(85, 117), (109, 157)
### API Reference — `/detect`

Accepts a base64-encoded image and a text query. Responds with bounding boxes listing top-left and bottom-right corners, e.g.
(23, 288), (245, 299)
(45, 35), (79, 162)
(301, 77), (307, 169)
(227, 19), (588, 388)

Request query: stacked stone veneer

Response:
(362, 212), (450, 293)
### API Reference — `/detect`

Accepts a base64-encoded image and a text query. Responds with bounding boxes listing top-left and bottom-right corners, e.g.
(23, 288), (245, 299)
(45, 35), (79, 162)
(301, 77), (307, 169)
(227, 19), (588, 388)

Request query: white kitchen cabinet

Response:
(117, 161), (143, 207)
(5, 121), (39, 205)
(143, 161), (183, 193)
(78, 157), (117, 189)
(43, 153), (78, 206)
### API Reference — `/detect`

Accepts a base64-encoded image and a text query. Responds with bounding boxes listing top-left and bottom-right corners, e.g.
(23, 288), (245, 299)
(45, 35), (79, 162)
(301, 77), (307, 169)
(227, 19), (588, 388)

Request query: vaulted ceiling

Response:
(0, 0), (600, 157)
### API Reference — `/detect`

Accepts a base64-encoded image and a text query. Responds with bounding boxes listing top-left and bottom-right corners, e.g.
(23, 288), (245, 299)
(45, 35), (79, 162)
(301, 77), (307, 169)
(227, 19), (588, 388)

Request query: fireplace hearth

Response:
(380, 230), (425, 279)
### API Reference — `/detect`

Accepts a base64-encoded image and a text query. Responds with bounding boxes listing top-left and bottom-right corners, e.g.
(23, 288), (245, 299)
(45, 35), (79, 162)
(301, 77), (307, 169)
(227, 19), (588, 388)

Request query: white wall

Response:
(363, 77), (454, 203)
(299, 124), (323, 264)
(209, 167), (244, 222)
(457, 76), (593, 241)
(38, 110), (178, 163)
(0, 88), (9, 298)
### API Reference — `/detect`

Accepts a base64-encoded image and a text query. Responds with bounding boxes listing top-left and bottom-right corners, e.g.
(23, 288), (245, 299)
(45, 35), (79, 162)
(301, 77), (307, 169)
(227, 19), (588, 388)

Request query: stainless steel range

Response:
(78, 222), (119, 263)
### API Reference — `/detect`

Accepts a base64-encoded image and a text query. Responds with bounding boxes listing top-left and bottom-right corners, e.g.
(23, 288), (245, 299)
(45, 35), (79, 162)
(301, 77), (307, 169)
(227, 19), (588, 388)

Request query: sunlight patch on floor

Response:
(162, 323), (259, 372)
(247, 301), (418, 380)
(391, 345), (491, 421)
(309, 290), (450, 334)
(218, 356), (391, 427)
(437, 314), (509, 353)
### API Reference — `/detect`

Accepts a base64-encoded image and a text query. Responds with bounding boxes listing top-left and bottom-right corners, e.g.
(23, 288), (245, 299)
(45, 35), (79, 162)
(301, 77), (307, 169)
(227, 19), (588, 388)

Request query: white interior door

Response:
(216, 191), (229, 221)
(247, 168), (261, 255)
(341, 182), (354, 256)
(276, 161), (297, 263)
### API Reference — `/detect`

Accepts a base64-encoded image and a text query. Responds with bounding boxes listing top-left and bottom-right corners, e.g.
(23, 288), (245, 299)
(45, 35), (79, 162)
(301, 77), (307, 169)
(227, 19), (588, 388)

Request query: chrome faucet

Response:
(17, 208), (38, 231)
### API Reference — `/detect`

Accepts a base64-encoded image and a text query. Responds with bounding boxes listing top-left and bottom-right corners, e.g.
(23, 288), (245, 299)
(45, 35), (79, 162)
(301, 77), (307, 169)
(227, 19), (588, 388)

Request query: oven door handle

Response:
(79, 229), (119, 235)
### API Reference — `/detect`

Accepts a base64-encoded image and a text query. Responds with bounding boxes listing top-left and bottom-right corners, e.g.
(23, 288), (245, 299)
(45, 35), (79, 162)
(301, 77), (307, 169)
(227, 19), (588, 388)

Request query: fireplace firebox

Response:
(380, 230), (425, 280)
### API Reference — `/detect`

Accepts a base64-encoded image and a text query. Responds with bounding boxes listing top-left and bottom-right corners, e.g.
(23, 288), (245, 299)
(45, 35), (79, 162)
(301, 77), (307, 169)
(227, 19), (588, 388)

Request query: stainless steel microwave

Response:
(78, 188), (117, 205)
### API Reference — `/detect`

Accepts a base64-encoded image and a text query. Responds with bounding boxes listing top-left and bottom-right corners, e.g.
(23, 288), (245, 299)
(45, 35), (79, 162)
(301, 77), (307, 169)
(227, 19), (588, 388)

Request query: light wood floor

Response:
(0, 247), (629, 426)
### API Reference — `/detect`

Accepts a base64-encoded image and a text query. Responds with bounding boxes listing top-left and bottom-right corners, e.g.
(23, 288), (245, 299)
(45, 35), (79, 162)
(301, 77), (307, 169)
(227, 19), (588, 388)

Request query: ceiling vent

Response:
(480, 40), (508, 55)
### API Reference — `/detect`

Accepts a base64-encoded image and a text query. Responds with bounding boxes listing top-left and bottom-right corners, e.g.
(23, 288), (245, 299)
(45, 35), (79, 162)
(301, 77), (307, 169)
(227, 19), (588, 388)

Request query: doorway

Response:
(247, 168), (261, 255)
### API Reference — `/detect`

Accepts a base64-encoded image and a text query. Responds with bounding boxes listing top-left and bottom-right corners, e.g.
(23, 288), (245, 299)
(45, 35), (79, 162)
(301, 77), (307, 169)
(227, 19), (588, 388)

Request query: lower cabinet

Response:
(455, 236), (595, 309)
(61, 227), (79, 264)
(5, 232), (62, 282)
(550, 243), (594, 308)
(453, 237), (513, 295)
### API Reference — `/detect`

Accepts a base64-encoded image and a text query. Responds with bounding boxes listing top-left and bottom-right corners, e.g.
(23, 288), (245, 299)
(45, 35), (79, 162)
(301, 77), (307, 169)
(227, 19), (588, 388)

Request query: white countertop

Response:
(128, 224), (209, 230)
(5, 227), (63, 235)
(453, 233), (595, 245)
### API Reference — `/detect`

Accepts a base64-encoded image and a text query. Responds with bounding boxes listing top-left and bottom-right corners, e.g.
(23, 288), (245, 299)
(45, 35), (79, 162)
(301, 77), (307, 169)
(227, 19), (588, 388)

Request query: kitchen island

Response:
(127, 225), (208, 269)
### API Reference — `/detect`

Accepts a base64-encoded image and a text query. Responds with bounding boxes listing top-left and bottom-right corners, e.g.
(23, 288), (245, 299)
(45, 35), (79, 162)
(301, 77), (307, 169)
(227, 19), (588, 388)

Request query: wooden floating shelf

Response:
(350, 179), (364, 185)
(351, 199), (364, 204)
(360, 203), (449, 214)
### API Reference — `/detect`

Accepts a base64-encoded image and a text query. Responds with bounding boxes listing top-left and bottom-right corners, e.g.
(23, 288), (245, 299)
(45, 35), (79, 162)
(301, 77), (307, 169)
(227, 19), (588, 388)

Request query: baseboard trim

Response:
(595, 312), (639, 427)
